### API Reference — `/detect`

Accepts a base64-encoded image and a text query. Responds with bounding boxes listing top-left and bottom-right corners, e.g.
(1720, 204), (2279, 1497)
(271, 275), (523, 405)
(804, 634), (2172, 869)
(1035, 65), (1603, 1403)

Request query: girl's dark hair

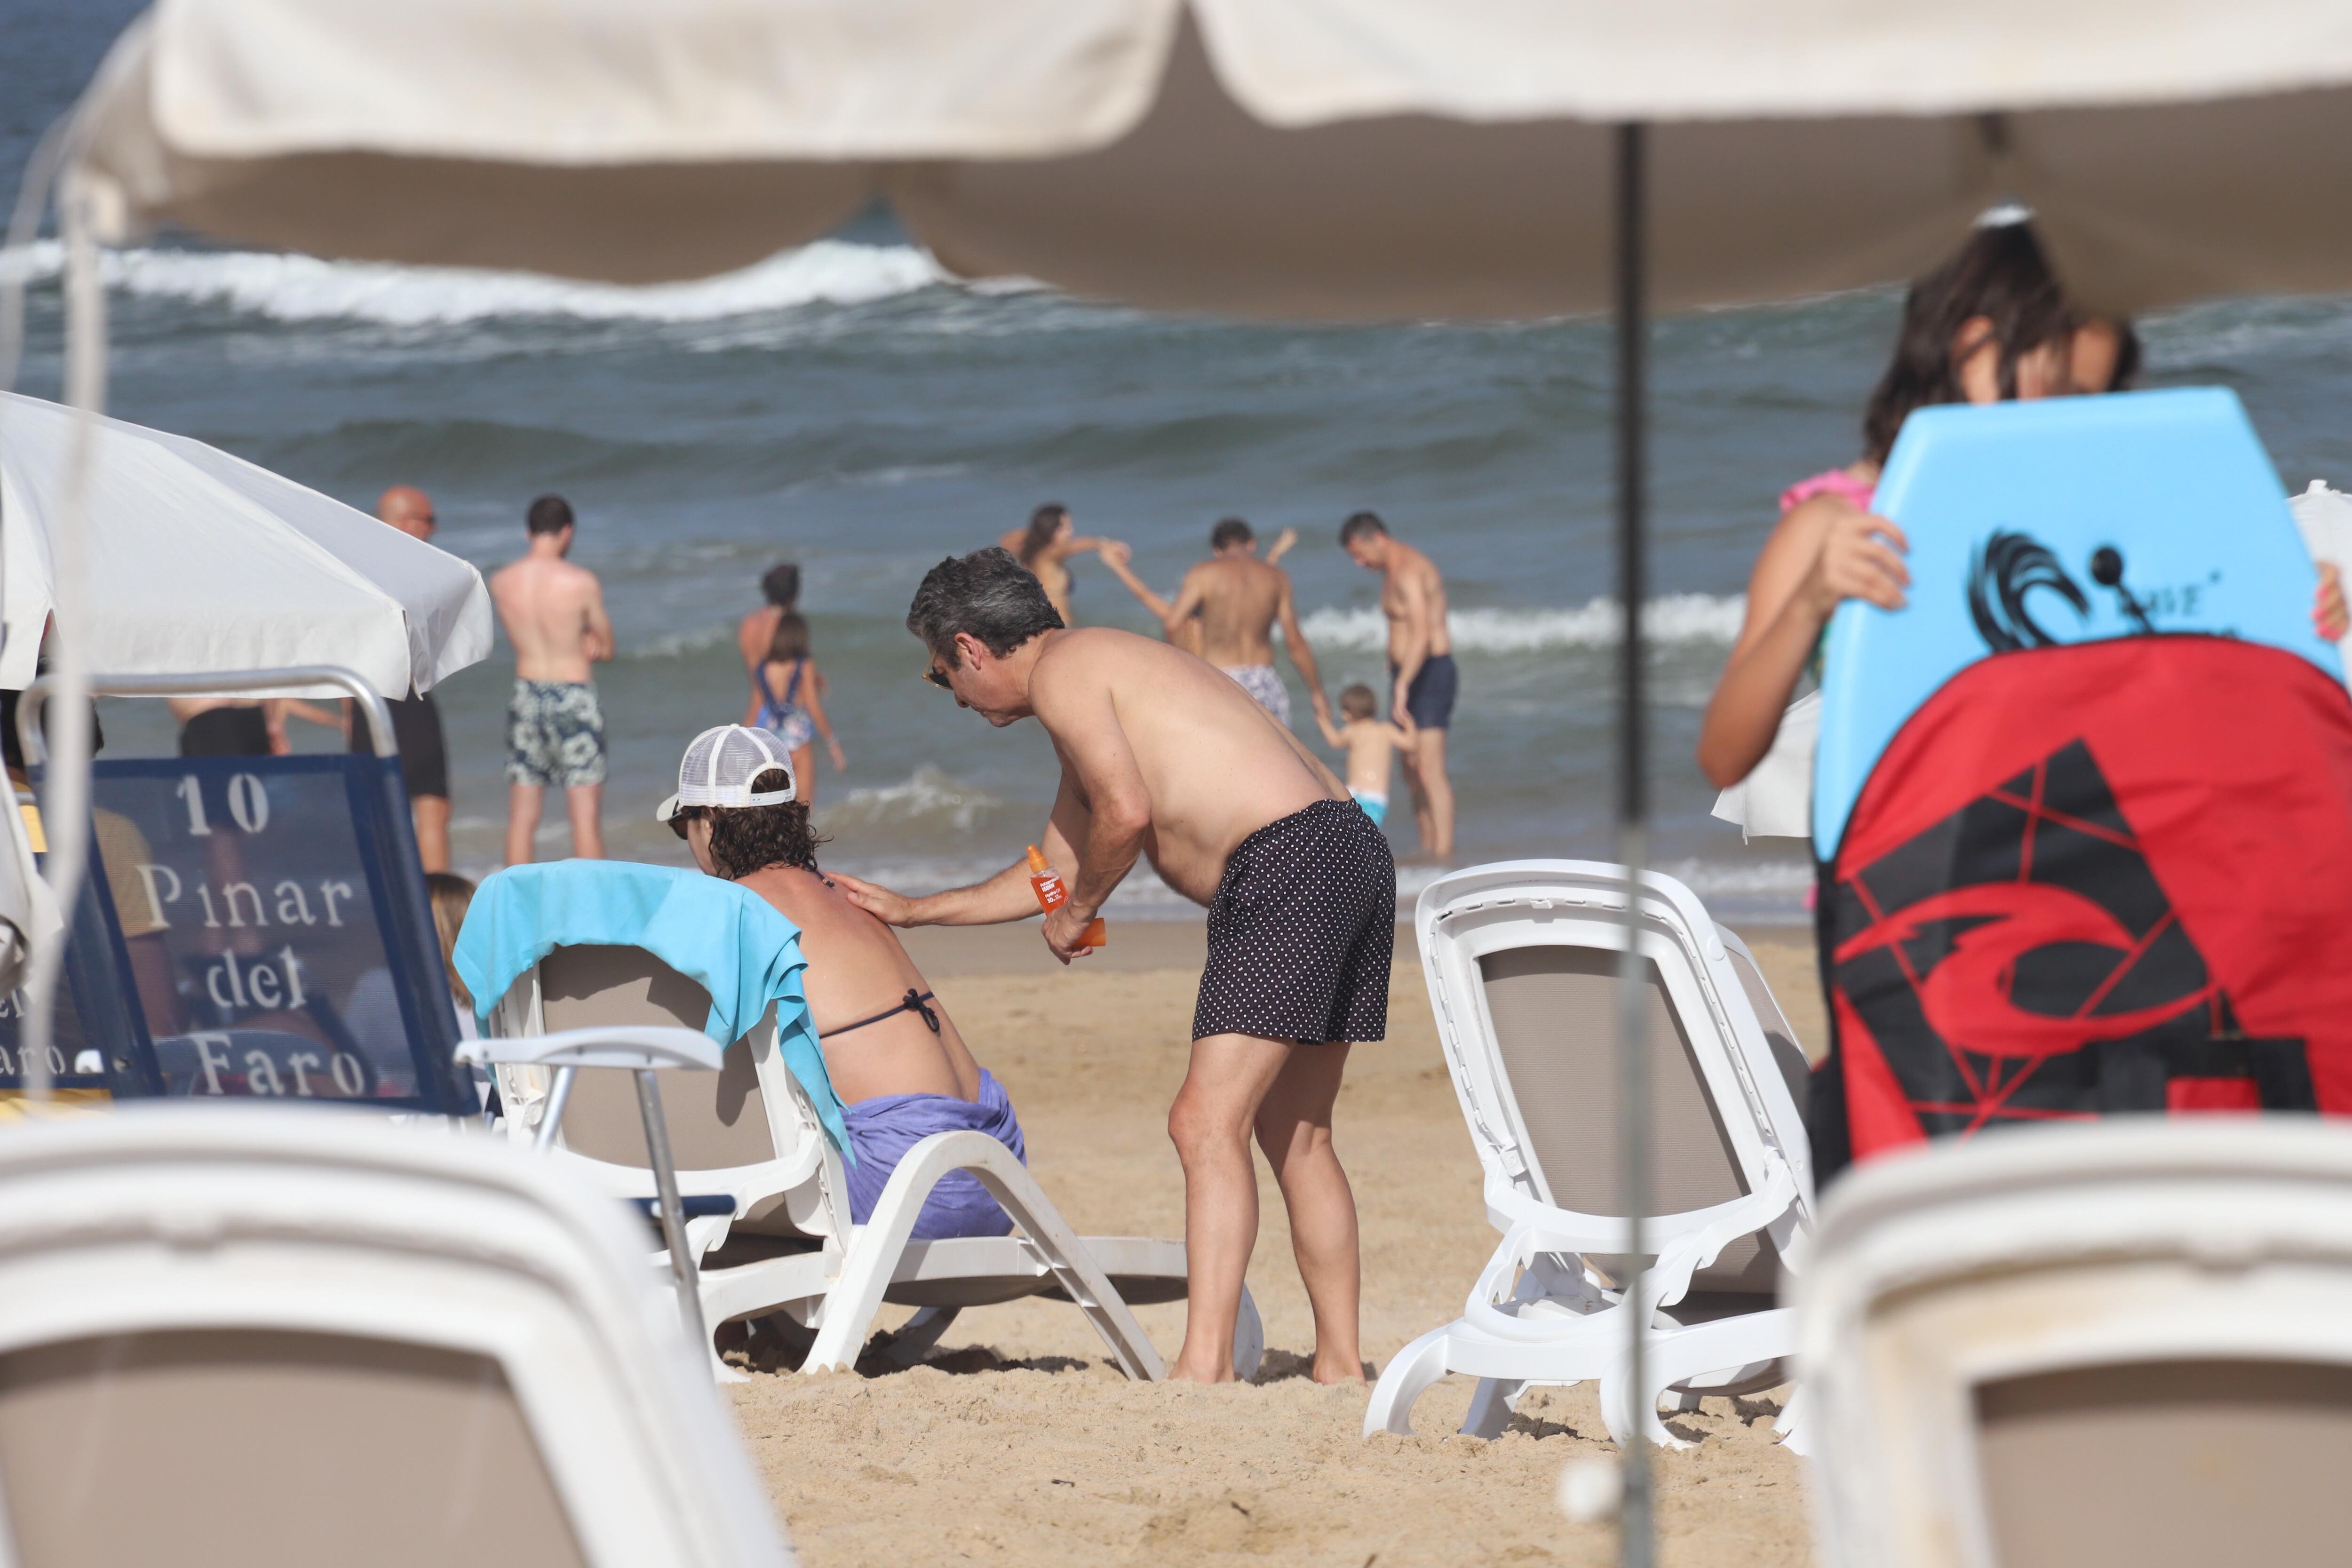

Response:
(1860, 222), (2139, 465)
(761, 562), (801, 609)
(1017, 504), (1069, 565)
(768, 613), (811, 662)
(672, 769), (824, 879)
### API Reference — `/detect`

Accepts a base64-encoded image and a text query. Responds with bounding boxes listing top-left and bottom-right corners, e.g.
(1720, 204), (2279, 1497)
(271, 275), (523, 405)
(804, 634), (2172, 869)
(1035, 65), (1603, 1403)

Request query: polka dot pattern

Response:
(1192, 799), (1396, 1044)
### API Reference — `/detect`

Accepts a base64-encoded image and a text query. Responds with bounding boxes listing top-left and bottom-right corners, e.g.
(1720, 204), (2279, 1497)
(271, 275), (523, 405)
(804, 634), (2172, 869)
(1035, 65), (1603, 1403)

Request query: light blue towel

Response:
(453, 861), (850, 1161)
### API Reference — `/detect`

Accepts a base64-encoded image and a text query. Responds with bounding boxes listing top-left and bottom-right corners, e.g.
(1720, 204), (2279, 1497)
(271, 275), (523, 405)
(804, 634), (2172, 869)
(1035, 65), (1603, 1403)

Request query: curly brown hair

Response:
(669, 769), (824, 879)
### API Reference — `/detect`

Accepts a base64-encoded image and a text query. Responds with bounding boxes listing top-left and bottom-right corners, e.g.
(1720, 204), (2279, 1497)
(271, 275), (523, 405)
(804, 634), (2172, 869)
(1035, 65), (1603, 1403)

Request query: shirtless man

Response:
(489, 494), (614, 864)
(348, 484), (454, 870)
(1340, 512), (1456, 860)
(835, 547), (1394, 1384)
(1001, 503), (1109, 626)
(1100, 519), (1326, 728)
(660, 724), (1024, 1240)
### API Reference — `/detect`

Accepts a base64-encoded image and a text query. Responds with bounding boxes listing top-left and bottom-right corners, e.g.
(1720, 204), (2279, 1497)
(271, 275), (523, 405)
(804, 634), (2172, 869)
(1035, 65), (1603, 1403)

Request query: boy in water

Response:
(1316, 684), (1414, 828)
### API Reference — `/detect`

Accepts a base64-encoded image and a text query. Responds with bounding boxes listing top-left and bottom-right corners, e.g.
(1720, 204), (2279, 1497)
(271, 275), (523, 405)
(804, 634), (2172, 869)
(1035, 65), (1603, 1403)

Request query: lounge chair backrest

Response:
(1800, 1119), (2352, 1568)
(0, 1106), (793, 1568)
(1421, 860), (1811, 1297)
(494, 943), (847, 1243)
(539, 945), (777, 1171)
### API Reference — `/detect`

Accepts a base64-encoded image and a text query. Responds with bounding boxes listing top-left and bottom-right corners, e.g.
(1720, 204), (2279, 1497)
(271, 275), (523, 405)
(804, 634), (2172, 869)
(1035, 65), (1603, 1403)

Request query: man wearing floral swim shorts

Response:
(490, 494), (614, 864)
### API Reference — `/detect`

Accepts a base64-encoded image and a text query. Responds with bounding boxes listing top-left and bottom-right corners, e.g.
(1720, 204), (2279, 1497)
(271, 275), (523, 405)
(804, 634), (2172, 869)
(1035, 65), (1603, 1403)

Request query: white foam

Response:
(818, 765), (1009, 836)
(0, 239), (944, 325)
(1295, 594), (1745, 654)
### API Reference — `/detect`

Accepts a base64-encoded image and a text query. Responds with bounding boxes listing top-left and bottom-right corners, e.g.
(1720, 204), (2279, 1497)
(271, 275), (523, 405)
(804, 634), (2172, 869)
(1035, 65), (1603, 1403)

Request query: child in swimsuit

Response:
(1316, 683), (1414, 827)
(747, 613), (847, 806)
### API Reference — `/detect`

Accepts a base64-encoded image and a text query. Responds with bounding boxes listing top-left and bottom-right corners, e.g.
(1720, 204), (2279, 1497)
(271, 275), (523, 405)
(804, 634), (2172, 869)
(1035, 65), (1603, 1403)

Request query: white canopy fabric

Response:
(0, 391), (493, 698)
(63, 0), (2352, 316)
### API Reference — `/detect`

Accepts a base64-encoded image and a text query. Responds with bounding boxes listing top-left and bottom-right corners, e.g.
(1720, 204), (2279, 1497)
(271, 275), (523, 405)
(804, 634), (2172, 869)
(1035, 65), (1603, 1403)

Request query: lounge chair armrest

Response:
(459, 1026), (723, 1072)
(1643, 1157), (1804, 1310)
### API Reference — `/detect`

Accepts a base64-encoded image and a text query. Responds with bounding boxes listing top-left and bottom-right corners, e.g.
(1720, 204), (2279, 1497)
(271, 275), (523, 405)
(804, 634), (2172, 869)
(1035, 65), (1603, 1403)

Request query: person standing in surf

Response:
(834, 547), (1389, 1385)
(1339, 512), (1457, 861)
(491, 493), (614, 863)
(745, 612), (848, 806)
(1101, 517), (1329, 730)
(1001, 503), (1111, 626)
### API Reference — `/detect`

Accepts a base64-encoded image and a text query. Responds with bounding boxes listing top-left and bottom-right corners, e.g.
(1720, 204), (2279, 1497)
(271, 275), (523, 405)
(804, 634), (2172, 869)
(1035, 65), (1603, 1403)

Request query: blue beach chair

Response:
(21, 669), (472, 1116)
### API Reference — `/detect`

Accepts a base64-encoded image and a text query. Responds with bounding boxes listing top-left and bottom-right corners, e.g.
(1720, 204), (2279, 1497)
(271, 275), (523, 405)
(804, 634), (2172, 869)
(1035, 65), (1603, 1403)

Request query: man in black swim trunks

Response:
(834, 547), (1393, 1385)
(346, 486), (455, 871)
(1341, 511), (1457, 860)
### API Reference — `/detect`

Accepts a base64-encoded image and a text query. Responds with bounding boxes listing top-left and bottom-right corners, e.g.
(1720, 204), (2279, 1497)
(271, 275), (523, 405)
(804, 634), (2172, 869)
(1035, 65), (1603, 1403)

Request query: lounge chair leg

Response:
(1671, 1387), (1705, 1414)
(1362, 1324), (1454, 1438)
(1773, 1385), (1811, 1456)
(1460, 1377), (1527, 1439)
(1232, 1286), (1265, 1382)
(884, 1305), (962, 1368)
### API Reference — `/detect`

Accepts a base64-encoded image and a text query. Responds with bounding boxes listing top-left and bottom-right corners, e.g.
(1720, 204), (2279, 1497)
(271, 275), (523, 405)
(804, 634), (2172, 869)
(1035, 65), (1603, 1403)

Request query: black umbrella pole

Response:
(1612, 120), (1654, 1568)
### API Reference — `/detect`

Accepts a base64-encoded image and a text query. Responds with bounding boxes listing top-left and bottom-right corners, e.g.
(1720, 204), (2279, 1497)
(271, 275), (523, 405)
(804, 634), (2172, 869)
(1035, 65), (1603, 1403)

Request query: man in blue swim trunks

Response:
(1341, 512), (1457, 860)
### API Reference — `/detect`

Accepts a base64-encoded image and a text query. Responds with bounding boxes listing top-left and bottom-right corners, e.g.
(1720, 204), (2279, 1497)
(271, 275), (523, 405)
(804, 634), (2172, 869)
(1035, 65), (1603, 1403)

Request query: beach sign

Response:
(65, 754), (470, 1112)
(1813, 386), (2339, 859)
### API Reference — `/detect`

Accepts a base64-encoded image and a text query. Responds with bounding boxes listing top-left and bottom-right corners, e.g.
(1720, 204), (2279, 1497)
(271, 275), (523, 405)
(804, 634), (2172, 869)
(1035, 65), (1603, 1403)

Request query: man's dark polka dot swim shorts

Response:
(1193, 798), (1395, 1044)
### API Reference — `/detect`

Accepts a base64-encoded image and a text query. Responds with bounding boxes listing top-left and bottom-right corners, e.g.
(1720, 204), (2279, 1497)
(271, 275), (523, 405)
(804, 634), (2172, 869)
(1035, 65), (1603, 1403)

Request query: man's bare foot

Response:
(1166, 1361), (1238, 1385)
(1311, 1357), (1368, 1387)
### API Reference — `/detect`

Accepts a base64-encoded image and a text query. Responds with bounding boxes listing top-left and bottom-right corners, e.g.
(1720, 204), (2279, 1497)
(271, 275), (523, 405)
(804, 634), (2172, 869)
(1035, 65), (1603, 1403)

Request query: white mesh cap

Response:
(654, 725), (796, 821)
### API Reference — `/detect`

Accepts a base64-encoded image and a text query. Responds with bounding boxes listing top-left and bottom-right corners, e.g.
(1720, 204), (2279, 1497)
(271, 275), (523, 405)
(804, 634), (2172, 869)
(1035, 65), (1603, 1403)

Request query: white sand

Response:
(725, 927), (1824, 1567)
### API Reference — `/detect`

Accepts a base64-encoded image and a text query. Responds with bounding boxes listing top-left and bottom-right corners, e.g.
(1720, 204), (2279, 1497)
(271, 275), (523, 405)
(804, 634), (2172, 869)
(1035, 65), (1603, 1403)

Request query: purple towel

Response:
(842, 1069), (1024, 1240)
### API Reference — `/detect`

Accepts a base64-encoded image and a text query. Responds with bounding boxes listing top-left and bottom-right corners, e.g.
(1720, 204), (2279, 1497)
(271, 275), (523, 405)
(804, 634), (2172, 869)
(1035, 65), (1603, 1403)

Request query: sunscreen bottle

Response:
(1026, 845), (1107, 947)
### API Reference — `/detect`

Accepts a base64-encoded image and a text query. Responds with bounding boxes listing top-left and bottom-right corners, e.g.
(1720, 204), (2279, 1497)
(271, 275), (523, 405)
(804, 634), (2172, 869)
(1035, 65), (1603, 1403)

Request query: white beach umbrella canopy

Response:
(59, 0), (2352, 316)
(0, 391), (493, 699)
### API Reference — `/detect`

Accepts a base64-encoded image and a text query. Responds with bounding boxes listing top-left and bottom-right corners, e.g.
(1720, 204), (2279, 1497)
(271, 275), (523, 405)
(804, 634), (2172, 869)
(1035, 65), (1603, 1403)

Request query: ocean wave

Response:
(818, 765), (1009, 836)
(1295, 594), (1745, 653)
(0, 239), (944, 326)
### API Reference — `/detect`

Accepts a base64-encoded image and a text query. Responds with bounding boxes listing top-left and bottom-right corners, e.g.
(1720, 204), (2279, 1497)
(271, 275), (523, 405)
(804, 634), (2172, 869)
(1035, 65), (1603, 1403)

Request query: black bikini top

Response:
(823, 988), (939, 1040)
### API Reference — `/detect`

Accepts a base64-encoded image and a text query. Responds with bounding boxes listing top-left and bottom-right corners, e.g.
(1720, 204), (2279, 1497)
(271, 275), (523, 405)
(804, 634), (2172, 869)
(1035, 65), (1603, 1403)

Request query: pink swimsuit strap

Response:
(1779, 467), (1876, 516)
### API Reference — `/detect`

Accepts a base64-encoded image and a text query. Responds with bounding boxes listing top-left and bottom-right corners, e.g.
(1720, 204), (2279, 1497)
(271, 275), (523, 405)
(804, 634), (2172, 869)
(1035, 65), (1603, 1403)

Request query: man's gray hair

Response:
(906, 546), (1065, 661)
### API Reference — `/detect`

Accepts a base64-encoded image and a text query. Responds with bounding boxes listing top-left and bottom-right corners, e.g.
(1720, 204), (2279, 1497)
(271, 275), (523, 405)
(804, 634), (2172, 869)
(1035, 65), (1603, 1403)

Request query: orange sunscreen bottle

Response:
(1027, 845), (1107, 947)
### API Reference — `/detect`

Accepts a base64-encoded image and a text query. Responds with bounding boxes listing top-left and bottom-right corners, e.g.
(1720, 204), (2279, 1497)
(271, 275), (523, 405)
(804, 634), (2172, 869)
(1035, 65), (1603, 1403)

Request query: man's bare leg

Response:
(1398, 743), (1436, 858)
(1167, 1032), (1295, 1382)
(1255, 1041), (1362, 1383)
(412, 795), (451, 874)
(565, 782), (605, 860)
(505, 782), (543, 866)
(1417, 728), (1454, 860)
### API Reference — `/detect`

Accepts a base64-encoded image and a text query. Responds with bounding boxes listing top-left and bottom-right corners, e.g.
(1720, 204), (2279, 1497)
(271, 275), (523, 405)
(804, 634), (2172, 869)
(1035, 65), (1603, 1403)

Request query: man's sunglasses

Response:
(922, 664), (953, 691)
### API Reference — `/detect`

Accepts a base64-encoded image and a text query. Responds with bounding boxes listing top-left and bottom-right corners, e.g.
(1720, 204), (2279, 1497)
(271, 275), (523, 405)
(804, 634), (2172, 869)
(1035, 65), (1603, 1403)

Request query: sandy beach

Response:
(726, 922), (1823, 1567)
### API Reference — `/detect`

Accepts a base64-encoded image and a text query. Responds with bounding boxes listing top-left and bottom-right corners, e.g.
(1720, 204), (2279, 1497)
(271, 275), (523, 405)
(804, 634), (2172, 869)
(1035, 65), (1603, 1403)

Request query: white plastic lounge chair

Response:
(485, 942), (1261, 1382)
(1363, 860), (1813, 1448)
(0, 1105), (792, 1568)
(1800, 1117), (2352, 1568)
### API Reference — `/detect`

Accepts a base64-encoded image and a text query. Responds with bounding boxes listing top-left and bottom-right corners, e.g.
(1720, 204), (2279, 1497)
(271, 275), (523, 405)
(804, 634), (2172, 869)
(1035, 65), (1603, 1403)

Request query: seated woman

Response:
(658, 725), (1022, 1241)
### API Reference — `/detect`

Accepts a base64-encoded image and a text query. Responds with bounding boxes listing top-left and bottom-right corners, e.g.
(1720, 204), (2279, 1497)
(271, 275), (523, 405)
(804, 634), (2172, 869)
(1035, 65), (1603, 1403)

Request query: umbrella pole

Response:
(1612, 120), (1654, 1568)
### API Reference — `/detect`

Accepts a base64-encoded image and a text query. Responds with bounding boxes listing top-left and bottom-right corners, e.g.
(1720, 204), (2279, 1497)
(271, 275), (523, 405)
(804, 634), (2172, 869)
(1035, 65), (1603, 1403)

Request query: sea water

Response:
(12, 0), (2352, 923)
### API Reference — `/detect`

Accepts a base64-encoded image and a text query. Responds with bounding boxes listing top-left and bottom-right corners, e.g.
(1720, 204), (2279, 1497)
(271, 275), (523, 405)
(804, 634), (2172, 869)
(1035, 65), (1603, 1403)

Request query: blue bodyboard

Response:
(1812, 387), (2340, 858)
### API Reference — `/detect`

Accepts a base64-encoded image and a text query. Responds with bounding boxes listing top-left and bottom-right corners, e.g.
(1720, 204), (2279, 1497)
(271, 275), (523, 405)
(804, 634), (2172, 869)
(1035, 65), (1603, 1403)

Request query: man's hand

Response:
(1041, 901), (1099, 964)
(831, 872), (922, 926)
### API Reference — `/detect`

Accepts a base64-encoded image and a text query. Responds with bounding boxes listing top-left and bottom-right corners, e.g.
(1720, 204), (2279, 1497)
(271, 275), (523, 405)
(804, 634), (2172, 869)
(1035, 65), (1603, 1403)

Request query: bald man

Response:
(349, 485), (454, 871)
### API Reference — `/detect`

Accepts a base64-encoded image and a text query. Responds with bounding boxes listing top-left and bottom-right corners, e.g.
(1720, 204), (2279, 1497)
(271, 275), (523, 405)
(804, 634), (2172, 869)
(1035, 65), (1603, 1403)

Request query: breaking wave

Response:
(0, 239), (945, 326)
(1295, 594), (1746, 653)
(817, 765), (1010, 837)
